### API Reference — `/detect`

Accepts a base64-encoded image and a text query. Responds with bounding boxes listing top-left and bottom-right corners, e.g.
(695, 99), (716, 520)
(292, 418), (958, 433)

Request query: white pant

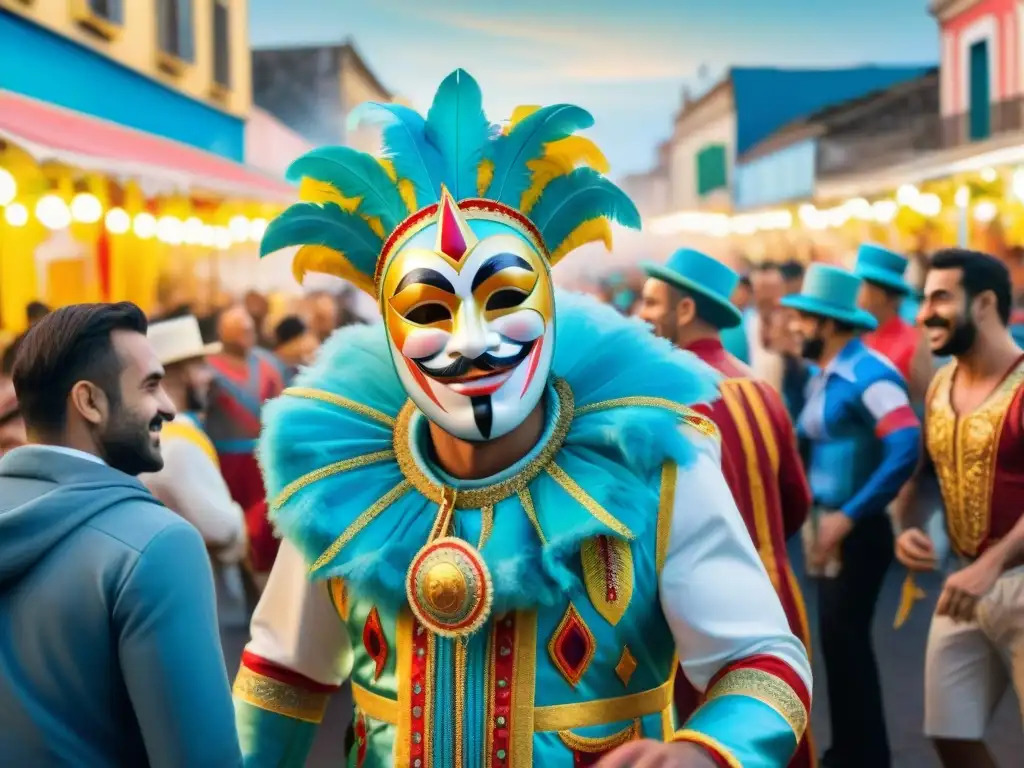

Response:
(924, 566), (1024, 739)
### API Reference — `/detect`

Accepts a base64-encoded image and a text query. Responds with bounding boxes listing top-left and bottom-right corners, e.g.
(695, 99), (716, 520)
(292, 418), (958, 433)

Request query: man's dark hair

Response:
(738, 275), (752, 289)
(929, 248), (1012, 325)
(11, 302), (148, 435)
(779, 260), (805, 283)
(274, 315), (308, 347)
(26, 301), (51, 325)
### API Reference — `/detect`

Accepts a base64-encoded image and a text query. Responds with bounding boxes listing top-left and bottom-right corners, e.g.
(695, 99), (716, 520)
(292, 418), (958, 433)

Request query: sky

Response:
(249, 0), (939, 178)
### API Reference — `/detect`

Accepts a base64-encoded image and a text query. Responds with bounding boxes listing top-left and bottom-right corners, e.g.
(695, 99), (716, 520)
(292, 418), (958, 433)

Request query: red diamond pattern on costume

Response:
(362, 606), (388, 681)
(548, 603), (596, 687)
(355, 713), (368, 766)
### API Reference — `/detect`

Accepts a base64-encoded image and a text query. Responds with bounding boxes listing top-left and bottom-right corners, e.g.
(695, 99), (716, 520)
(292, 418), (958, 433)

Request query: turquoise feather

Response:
(348, 102), (444, 209)
(260, 290), (721, 609)
(424, 69), (491, 201)
(285, 146), (409, 232)
(259, 202), (383, 277)
(529, 168), (642, 252)
(485, 104), (594, 206)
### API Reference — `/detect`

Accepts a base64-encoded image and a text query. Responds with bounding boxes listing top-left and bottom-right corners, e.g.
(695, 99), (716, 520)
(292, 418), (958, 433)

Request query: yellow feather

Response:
(550, 218), (613, 267)
(520, 137), (610, 214)
(396, 178), (418, 214)
(503, 105), (541, 135)
(299, 178), (359, 212)
(476, 159), (494, 196)
(378, 158), (398, 182)
(546, 136), (609, 174)
(364, 217), (385, 238)
(293, 245), (376, 296)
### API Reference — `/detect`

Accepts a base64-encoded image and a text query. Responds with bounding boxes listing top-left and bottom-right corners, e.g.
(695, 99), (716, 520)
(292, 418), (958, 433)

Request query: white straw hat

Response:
(148, 315), (222, 366)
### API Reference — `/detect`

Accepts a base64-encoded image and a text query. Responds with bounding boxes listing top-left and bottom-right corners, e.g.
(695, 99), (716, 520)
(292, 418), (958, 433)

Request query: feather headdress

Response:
(259, 69), (641, 297)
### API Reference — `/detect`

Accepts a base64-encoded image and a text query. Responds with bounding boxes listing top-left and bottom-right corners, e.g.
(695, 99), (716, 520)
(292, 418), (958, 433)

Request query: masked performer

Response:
(234, 70), (810, 768)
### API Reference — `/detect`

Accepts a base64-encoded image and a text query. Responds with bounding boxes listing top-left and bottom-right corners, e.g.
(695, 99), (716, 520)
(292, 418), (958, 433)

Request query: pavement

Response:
(221, 545), (1023, 767)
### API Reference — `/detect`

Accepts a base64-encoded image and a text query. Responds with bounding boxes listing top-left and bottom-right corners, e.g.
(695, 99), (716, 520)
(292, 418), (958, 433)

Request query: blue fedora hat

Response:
(853, 243), (911, 295)
(781, 263), (878, 331)
(640, 248), (743, 329)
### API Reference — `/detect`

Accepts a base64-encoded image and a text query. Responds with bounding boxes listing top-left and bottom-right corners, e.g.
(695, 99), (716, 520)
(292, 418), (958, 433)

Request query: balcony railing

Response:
(816, 97), (1024, 178)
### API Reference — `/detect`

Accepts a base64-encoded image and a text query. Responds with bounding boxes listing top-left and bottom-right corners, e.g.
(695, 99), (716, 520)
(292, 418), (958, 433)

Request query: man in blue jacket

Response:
(0, 302), (241, 766)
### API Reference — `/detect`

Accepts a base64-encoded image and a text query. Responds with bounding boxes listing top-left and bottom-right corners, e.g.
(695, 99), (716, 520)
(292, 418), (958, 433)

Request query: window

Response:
(157, 0), (195, 67)
(695, 143), (728, 196)
(72, 0), (124, 38)
(212, 0), (231, 91)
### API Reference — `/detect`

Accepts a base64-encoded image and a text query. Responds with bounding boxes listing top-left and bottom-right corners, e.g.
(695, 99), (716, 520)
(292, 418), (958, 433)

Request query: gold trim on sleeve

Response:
(705, 667), (808, 740)
(575, 397), (720, 441)
(283, 386), (397, 427)
(673, 729), (743, 768)
(655, 461), (677, 574)
(557, 719), (640, 751)
(232, 667), (331, 724)
(271, 450), (395, 511)
(393, 379), (574, 508)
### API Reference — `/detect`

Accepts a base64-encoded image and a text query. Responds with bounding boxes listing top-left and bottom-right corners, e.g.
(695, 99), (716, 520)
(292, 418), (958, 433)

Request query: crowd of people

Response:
(0, 63), (1022, 767)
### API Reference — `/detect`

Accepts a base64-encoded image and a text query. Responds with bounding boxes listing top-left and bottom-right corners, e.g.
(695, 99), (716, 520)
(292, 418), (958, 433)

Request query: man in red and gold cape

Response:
(234, 70), (811, 768)
(206, 304), (283, 580)
(639, 248), (815, 768)
(896, 248), (1024, 768)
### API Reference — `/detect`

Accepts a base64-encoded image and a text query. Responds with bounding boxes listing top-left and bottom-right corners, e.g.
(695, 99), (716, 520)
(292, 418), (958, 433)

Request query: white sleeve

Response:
(659, 434), (812, 692)
(245, 538), (353, 686)
(861, 379), (911, 420)
(142, 438), (246, 558)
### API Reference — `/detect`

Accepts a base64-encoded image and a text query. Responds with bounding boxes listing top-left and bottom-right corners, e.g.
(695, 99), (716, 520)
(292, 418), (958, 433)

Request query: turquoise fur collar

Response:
(260, 291), (721, 612)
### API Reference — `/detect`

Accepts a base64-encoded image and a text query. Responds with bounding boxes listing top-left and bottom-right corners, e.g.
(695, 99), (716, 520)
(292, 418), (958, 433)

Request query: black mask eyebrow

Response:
(471, 253), (533, 292)
(395, 268), (455, 295)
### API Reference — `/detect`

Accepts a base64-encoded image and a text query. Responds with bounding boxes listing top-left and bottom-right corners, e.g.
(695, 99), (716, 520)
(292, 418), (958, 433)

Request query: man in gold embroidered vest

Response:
(233, 70), (811, 768)
(896, 248), (1024, 768)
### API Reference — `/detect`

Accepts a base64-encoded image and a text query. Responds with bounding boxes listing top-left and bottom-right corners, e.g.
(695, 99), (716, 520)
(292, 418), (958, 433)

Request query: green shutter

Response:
(695, 144), (727, 196)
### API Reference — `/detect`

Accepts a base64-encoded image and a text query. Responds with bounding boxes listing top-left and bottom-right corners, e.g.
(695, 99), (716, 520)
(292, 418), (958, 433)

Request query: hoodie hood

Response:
(0, 446), (160, 586)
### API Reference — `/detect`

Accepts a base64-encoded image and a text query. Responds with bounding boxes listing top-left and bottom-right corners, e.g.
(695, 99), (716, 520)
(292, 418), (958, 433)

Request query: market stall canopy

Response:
(0, 89), (295, 203)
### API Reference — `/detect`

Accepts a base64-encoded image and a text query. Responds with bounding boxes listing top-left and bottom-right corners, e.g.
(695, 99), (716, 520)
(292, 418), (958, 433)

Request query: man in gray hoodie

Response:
(0, 302), (241, 766)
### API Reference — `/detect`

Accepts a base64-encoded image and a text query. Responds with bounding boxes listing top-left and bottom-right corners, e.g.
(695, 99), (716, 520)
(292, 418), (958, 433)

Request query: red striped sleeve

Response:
(875, 404), (919, 439)
(240, 650), (340, 693)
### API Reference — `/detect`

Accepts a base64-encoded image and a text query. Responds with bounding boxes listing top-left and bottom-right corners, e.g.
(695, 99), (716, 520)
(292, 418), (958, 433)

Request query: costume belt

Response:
(351, 677), (673, 732)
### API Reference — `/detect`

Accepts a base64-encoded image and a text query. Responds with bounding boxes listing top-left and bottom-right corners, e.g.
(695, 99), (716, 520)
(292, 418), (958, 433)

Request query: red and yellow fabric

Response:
(675, 654), (811, 768)
(680, 338), (814, 768)
(206, 350), (284, 573)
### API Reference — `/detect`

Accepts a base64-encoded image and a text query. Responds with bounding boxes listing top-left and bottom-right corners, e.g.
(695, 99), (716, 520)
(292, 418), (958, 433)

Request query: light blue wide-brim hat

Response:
(781, 263), (878, 331)
(640, 248), (743, 329)
(853, 243), (911, 295)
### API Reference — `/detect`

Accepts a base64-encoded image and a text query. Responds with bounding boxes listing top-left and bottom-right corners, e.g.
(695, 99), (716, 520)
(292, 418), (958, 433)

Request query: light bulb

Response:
(973, 201), (998, 222)
(980, 167), (997, 183)
(872, 200), (898, 223)
(35, 194), (71, 230)
(198, 225), (216, 248)
(105, 208), (131, 234)
(133, 212), (157, 239)
(896, 184), (920, 206)
(183, 216), (204, 244)
(1013, 169), (1024, 202)
(0, 169), (16, 207)
(916, 193), (942, 217)
(249, 218), (268, 242)
(70, 193), (103, 224)
(228, 215), (250, 242)
(212, 226), (232, 250)
(156, 216), (183, 245)
(4, 202), (28, 227)
(954, 186), (970, 208)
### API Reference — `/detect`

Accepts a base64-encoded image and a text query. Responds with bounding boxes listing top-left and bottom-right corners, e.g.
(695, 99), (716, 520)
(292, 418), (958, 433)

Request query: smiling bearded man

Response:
(234, 69), (811, 768)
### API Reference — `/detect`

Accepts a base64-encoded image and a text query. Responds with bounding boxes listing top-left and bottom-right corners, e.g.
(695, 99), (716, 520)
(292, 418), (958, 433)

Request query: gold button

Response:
(423, 561), (467, 616)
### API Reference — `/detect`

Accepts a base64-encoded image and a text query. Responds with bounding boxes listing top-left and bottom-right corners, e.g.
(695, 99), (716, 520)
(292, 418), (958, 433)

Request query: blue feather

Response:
(485, 104), (594, 206)
(286, 146), (409, 231)
(424, 69), (491, 200)
(259, 202), (383, 277)
(528, 168), (641, 252)
(348, 102), (444, 209)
